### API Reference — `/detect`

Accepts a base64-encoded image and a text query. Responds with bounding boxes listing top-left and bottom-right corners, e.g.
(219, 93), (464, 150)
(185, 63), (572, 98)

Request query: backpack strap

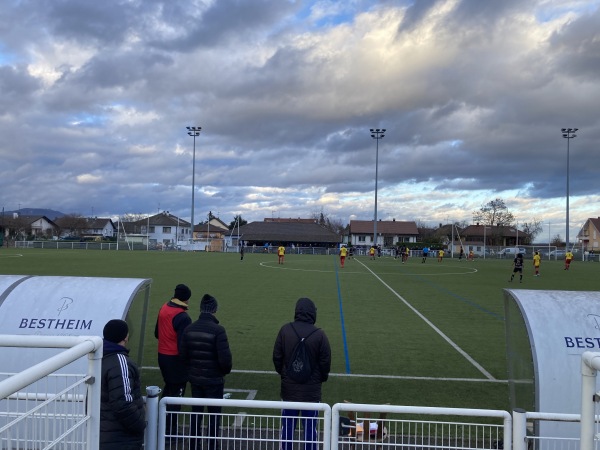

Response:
(290, 322), (319, 341)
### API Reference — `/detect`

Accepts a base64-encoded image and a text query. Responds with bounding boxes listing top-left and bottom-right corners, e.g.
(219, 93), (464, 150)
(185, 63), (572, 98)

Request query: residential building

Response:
(577, 217), (600, 252)
(194, 217), (229, 240)
(461, 224), (530, 247)
(348, 220), (418, 248)
(81, 217), (116, 238)
(238, 220), (340, 247)
(119, 212), (191, 248)
(3, 214), (58, 239)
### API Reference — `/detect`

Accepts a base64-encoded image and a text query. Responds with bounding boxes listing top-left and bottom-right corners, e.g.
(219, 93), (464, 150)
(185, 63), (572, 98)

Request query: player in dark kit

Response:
(509, 253), (524, 283)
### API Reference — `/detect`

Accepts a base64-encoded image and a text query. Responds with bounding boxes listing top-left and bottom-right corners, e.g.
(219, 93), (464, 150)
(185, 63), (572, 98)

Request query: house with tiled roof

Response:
(3, 214), (58, 239)
(238, 221), (340, 246)
(81, 218), (116, 238)
(348, 220), (418, 248)
(577, 217), (600, 252)
(461, 224), (530, 247)
(119, 212), (191, 248)
(194, 217), (229, 240)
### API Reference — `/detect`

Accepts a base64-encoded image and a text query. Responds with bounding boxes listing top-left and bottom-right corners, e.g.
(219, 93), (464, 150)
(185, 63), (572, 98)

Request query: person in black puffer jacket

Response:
(180, 294), (232, 450)
(273, 297), (331, 450)
(100, 319), (146, 450)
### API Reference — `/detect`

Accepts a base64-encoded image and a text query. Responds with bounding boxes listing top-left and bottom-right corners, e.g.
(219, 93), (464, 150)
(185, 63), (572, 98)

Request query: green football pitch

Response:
(1, 248), (595, 411)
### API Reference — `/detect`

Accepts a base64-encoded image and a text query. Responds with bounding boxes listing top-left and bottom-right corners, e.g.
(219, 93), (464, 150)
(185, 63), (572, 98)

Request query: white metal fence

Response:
(152, 397), (511, 450)
(0, 335), (103, 450)
(2, 338), (600, 450)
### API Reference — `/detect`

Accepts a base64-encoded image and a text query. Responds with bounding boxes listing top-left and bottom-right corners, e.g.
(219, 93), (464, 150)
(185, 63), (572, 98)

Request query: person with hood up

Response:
(273, 297), (331, 450)
(100, 319), (146, 450)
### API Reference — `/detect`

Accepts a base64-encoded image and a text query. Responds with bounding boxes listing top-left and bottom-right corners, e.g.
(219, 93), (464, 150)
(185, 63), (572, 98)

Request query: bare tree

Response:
(55, 214), (87, 237)
(121, 213), (149, 222)
(551, 234), (564, 247)
(228, 215), (248, 230)
(473, 198), (515, 226)
(520, 219), (544, 244)
(311, 209), (345, 235)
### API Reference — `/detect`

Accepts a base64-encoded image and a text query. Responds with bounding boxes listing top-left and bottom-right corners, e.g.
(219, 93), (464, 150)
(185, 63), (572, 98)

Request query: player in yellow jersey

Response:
(564, 250), (573, 270)
(533, 251), (541, 276)
(278, 245), (285, 264)
(339, 245), (348, 268)
(437, 249), (445, 263)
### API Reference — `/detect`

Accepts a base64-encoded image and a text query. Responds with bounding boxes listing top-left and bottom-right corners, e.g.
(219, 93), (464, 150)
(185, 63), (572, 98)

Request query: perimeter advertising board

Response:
(505, 289), (600, 439)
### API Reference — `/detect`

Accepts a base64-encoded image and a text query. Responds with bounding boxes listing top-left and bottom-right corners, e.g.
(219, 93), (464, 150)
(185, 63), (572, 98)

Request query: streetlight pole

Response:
(370, 128), (386, 248)
(186, 126), (202, 243)
(561, 128), (578, 249)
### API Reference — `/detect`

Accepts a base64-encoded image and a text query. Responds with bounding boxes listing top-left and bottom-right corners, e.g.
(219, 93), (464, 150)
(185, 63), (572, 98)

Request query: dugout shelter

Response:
(505, 289), (600, 440)
(0, 274), (152, 373)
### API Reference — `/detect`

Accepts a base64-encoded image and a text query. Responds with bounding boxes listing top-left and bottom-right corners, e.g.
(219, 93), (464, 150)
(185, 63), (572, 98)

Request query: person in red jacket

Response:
(155, 284), (192, 437)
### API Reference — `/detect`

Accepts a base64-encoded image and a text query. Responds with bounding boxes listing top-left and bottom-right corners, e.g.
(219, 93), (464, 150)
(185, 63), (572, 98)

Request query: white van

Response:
(498, 247), (526, 258)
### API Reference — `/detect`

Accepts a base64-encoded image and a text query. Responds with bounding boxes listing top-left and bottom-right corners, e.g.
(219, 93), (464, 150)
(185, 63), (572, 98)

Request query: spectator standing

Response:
(273, 298), (331, 450)
(155, 284), (192, 436)
(100, 319), (146, 450)
(180, 294), (232, 450)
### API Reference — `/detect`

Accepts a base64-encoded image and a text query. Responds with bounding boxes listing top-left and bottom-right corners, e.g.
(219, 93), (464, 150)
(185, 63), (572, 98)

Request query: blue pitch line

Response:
(398, 265), (504, 321)
(334, 256), (351, 374)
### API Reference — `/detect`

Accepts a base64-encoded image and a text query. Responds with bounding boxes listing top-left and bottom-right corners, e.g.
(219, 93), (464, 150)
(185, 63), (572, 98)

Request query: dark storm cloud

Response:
(0, 0), (599, 237)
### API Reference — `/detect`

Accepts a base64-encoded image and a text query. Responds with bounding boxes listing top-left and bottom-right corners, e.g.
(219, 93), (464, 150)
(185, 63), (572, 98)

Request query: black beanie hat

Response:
(200, 294), (218, 313)
(103, 319), (129, 344)
(174, 284), (192, 301)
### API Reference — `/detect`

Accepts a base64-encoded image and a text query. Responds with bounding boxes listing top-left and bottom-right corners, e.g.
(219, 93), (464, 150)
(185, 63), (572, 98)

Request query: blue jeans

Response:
(281, 409), (318, 450)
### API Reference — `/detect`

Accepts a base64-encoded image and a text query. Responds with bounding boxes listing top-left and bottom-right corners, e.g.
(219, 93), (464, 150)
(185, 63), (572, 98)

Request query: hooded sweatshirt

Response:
(272, 297), (332, 402)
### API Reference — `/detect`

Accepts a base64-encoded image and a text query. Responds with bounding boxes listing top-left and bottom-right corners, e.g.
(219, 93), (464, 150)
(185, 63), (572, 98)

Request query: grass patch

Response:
(1, 248), (595, 411)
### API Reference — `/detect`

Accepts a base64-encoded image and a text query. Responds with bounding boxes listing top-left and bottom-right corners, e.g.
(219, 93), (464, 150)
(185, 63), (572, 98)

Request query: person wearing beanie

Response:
(180, 294), (232, 450)
(100, 319), (146, 450)
(272, 298), (331, 450)
(154, 284), (193, 438)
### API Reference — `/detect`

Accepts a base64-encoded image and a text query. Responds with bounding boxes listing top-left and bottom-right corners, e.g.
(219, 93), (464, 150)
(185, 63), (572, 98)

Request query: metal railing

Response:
(148, 397), (511, 450)
(0, 335), (103, 450)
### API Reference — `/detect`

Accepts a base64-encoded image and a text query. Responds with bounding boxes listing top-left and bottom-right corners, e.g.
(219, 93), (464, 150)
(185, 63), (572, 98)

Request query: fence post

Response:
(512, 408), (526, 450)
(145, 386), (161, 450)
(581, 352), (600, 450)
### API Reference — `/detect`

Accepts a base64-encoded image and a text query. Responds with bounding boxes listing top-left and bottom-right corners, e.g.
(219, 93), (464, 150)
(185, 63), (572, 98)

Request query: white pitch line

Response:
(355, 259), (496, 381)
(141, 367), (505, 383)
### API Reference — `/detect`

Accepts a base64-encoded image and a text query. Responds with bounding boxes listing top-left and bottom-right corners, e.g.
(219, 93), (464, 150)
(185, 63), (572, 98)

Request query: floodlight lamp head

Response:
(573, 128), (578, 132)
(562, 134), (568, 138)
(381, 129), (386, 133)
(370, 128), (375, 132)
(561, 128), (567, 132)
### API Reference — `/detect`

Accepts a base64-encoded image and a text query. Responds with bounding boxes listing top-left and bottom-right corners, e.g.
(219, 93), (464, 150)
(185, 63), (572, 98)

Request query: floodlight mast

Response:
(370, 128), (386, 248)
(561, 128), (578, 249)
(187, 126), (202, 243)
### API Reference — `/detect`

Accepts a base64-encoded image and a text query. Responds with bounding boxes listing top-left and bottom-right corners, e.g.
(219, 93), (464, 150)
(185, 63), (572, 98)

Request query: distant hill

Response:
(2, 208), (65, 220)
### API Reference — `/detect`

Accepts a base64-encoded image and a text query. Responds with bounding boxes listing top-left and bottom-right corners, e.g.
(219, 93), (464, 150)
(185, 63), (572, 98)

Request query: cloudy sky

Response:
(1, 0), (599, 242)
